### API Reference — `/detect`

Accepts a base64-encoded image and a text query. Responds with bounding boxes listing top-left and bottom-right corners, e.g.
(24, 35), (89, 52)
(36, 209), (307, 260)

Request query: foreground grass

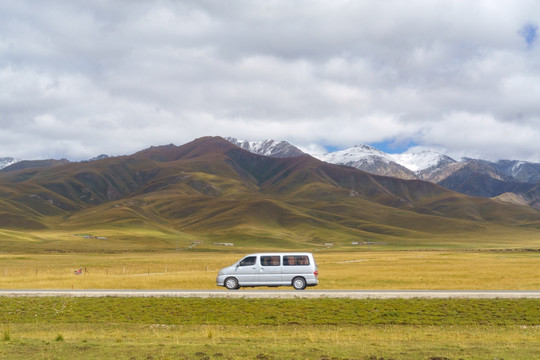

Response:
(2, 323), (538, 360)
(1, 298), (539, 359)
(3, 298), (538, 326)
(1, 250), (539, 290)
(1, 251), (538, 358)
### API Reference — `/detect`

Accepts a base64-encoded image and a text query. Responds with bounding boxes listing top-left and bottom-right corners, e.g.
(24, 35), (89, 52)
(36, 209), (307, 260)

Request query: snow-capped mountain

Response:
(398, 151), (459, 183)
(0, 157), (21, 170)
(318, 144), (388, 164)
(392, 151), (456, 174)
(316, 145), (457, 181)
(316, 144), (540, 210)
(227, 138), (540, 186)
(229, 138), (540, 210)
(226, 137), (305, 158)
(316, 145), (417, 179)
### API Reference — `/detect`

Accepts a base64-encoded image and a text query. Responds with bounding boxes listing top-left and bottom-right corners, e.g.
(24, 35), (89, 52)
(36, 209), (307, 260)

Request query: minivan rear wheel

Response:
(292, 277), (307, 290)
(225, 277), (239, 290)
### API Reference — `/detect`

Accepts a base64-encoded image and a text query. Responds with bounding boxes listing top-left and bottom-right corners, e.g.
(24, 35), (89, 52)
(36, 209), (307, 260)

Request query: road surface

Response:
(1, 289), (539, 298)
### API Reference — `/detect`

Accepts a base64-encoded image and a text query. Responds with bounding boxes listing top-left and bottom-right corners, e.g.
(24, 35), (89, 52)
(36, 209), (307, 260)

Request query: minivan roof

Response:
(243, 252), (313, 256)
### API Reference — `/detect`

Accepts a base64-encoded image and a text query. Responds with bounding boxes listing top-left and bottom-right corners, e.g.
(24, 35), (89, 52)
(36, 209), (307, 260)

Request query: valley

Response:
(1, 137), (539, 360)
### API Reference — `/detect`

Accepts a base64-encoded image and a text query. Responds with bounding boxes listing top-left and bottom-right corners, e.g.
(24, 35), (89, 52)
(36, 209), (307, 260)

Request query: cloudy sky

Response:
(1, 0), (539, 162)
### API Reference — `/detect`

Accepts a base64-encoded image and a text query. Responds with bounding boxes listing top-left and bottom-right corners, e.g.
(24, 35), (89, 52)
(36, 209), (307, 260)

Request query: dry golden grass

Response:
(317, 250), (540, 290)
(2, 323), (538, 360)
(0, 250), (538, 290)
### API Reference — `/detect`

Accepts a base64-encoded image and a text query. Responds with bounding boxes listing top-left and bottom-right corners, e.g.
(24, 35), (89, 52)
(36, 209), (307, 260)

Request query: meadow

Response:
(1, 297), (539, 359)
(1, 249), (539, 359)
(0, 250), (538, 290)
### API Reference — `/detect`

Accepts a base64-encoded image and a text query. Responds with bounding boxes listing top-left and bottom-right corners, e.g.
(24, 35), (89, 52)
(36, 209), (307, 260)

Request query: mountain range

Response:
(0, 136), (539, 252)
(220, 139), (540, 210)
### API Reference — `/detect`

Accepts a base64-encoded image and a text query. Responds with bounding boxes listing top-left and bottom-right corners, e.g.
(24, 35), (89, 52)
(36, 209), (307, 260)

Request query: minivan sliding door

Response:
(259, 255), (282, 285)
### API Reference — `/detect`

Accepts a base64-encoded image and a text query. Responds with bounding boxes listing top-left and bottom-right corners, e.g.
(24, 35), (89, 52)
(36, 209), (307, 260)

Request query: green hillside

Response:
(0, 136), (539, 252)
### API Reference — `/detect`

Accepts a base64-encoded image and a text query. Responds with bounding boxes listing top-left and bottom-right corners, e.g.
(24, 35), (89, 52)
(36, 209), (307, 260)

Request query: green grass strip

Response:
(1, 298), (538, 326)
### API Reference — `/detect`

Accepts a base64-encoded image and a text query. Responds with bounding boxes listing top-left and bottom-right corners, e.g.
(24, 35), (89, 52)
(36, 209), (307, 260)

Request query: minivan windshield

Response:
(239, 256), (256, 266)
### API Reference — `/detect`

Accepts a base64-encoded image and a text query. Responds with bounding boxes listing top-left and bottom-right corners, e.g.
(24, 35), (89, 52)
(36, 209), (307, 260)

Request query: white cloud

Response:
(415, 112), (540, 161)
(0, 0), (539, 162)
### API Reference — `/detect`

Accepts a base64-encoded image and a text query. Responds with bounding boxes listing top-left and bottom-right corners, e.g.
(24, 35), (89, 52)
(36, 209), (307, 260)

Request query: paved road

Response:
(1, 289), (539, 299)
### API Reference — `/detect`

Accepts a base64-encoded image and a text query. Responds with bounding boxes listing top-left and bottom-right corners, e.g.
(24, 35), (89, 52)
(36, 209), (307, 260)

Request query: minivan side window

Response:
(260, 256), (280, 266)
(283, 255), (310, 266)
(239, 256), (256, 266)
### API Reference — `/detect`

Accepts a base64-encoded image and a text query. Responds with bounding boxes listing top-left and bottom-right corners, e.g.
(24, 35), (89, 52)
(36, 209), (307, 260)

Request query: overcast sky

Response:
(1, 0), (539, 162)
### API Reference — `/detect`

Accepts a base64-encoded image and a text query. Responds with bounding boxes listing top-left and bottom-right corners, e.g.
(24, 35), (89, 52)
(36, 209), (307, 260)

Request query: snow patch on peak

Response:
(352, 144), (388, 156)
(511, 161), (527, 175)
(225, 137), (304, 158)
(315, 143), (458, 175)
(0, 157), (21, 170)
(391, 150), (455, 172)
(318, 144), (392, 164)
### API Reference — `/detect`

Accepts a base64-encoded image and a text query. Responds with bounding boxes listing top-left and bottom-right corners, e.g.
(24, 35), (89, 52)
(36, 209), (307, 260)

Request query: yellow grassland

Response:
(0, 250), (538, 290)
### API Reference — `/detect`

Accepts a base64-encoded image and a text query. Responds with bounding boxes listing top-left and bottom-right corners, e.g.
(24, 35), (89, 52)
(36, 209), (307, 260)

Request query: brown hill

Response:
(0, 136), (539, 251)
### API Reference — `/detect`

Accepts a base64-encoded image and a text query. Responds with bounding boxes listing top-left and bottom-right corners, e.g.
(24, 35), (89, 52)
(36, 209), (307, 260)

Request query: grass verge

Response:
(1, 297), (539, 359)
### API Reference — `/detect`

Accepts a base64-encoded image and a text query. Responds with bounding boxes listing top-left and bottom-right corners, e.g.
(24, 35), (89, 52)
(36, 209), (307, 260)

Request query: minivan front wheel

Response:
(225, 277), (239, 290)
(292, 277), (307, 290)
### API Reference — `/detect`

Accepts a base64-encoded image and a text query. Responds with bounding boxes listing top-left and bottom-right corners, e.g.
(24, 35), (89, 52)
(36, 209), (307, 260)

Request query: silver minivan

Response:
(216, 252), (319, 290)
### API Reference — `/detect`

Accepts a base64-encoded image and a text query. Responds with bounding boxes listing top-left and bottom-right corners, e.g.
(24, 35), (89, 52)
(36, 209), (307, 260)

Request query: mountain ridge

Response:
(1, 136), (539, 251)
(222, 138), (540, 210)
(225, 137), (305, 158)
